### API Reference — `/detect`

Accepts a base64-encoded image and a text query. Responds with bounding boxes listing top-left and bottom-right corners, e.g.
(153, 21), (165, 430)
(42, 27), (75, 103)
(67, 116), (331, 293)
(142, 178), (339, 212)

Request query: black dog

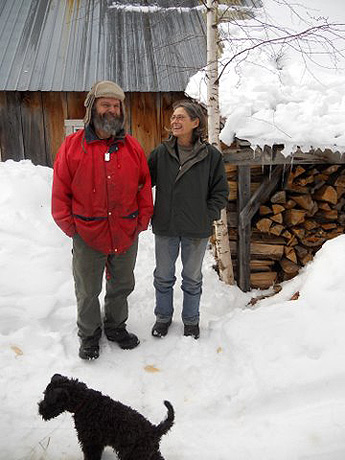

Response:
(38, 374), (174, 460)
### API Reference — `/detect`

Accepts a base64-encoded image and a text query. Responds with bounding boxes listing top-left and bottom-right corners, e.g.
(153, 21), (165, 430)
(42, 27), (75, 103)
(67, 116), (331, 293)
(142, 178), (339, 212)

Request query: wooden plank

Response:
(20, 92), (47, 165)
(42, 92), (67, 166)
(0, 92), (24, 161)
(239, 165), (284, 230)
(223, 146), (345, 165)
(66, 92), (87, 119)
(237, 165), (251, 292)
(130, 92), (161, 157)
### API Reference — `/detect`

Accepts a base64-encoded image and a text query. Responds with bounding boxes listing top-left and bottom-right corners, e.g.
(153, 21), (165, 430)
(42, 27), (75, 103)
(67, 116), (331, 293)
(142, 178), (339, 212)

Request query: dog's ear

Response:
(51, 374), (68, 384)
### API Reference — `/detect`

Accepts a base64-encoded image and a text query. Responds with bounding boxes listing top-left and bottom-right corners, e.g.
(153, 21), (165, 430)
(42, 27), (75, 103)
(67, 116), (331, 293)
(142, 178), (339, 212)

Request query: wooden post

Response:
(237, 165), (251, 292)
(238, 165), (284, 291)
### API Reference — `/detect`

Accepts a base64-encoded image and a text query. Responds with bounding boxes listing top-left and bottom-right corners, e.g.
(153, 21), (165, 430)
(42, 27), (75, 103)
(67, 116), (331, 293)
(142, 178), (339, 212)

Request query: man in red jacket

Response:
(52, 81), (153, 360)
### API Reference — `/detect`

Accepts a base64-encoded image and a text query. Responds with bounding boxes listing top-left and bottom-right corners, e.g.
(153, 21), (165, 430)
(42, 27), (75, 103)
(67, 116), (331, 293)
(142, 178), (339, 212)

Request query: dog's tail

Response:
(155, 400), (174, 437)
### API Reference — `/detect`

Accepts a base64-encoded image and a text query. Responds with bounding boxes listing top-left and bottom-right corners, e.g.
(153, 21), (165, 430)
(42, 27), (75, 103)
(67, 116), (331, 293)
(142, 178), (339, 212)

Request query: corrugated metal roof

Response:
(0, 0), (206, 91)
(0, 0), (261, 92)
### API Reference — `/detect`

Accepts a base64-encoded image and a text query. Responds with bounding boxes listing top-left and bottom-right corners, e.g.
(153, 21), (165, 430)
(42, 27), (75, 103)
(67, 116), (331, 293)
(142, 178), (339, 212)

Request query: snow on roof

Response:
(186, 0), (345, 156)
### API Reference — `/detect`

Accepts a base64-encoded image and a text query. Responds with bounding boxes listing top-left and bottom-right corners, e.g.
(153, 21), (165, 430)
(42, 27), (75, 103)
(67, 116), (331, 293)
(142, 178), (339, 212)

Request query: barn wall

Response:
(0, 92), (25, 162)
(0, 91), (185, 166)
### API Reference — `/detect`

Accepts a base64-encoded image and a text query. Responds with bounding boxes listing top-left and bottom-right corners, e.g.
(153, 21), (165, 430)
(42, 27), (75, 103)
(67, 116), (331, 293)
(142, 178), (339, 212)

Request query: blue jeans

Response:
(153, 235), (209, 325)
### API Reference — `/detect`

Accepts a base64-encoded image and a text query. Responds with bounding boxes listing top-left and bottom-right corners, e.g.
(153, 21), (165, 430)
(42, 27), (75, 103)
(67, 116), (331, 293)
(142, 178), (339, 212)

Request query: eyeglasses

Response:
(170, 115), (189, 122)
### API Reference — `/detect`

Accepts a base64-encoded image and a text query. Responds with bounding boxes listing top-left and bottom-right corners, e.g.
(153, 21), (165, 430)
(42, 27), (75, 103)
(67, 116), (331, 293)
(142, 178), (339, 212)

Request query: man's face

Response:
(95, 97), (121, 116)
(92, 97), (124, 137)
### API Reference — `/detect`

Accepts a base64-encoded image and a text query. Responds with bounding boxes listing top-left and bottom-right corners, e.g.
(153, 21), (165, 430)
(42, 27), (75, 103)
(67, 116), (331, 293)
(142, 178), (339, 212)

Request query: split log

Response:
(271, 190), (286, 204)
(259, 205), (272, 216)
(323, 165), (341, 175)
(295, 175), (314, 186)
(291, 227), (305, 239)
(295, 245), (314, 266)
(317, 202), (331, 211)
(272, 204), (285, 214)
(284, 246), (297, 264)
(282, 230), (292, 240)
(229, 241), (284, 260)
(228, 181), (261, 201)
(315, 209), (338, 221)
(335, 176), (345, 188)
(302, 236), (326, 247)
(250, 260), (275, 271)
(271, 213), (283, 224)
(250, 242), (284, 260)
(279, 258), (300, 276)
(286, 183), (310, 194)
(335, 197), (345, 211)
(250, 272), (277, 289)
(256, 218), (272, 233)
(321, 223), (337, 230)
(303, 219), (318, 231)
(284, 209), (306, 226)
(313, 185), (338, 204)
(291, 194), (315, 212)
(285, 199), (297, 209)
(270, 224), (285, 236)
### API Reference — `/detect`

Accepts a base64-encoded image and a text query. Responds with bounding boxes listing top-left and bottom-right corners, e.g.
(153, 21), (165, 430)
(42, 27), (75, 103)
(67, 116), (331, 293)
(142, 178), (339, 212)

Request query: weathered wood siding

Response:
(0, 91), (185, 166)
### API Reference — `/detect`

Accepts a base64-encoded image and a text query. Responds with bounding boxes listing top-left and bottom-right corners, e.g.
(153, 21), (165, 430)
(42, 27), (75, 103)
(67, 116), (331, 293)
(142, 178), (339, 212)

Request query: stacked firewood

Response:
(224, 163), (345, 288)
(254, 164), (345, 282)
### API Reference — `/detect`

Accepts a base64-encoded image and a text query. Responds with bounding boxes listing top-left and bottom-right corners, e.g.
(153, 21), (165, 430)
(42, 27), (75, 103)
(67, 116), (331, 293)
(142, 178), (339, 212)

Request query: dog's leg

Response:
(80, 443), (103, 460)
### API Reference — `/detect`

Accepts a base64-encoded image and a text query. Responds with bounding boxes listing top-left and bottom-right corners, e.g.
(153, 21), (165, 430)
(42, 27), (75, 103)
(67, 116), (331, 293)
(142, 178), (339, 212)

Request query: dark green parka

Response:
(148, 136), (229, 238)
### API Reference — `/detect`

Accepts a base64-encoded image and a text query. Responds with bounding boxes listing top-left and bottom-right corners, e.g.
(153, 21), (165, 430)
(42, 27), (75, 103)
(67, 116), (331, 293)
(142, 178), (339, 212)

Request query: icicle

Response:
(290, 152), (294, 169)
(261, 146), (264, 174)
(269, 146), (274, 181)
(282, 163), (287, 188)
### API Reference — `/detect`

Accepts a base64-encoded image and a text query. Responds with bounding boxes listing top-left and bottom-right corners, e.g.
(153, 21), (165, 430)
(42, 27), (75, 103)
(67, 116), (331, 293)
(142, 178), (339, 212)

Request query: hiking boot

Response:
(152, 319), (172, 338)
(184, 324), (200, 339)
(106, 328), (140, 350)
(79, 344), (100, 360)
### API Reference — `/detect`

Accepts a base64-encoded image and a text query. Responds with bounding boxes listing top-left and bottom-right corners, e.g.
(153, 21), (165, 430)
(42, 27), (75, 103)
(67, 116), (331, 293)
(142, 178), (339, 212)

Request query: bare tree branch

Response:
(216, 21), (345, 84)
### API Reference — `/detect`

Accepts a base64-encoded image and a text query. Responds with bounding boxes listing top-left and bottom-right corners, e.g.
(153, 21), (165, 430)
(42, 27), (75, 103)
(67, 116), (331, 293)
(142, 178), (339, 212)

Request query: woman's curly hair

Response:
(172, 100), (207, 143)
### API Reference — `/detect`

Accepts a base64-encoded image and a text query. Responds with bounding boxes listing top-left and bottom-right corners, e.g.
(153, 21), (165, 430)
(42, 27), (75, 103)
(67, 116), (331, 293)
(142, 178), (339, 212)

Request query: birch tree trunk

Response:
(206, 0), (234, 285)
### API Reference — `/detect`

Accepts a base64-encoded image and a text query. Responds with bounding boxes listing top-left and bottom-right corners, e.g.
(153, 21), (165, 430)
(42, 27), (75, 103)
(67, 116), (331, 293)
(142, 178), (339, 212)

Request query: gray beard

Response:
(92, 110), (124, 137)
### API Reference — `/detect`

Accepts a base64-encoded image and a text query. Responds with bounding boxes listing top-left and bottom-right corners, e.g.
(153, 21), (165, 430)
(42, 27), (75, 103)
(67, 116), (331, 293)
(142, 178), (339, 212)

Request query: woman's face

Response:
(170, 107), (199, 143)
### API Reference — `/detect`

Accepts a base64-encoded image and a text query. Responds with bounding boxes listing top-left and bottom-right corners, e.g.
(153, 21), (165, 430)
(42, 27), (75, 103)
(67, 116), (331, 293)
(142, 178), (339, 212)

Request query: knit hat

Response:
(83, 80), (125, 126)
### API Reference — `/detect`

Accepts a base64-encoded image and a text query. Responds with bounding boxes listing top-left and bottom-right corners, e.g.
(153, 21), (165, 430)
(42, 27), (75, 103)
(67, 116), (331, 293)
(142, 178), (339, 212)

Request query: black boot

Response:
(152, 319), (172, 338)
(79, 343), (100, 360)
(106, 328), (140, 349)
(184, 324), (200, 339)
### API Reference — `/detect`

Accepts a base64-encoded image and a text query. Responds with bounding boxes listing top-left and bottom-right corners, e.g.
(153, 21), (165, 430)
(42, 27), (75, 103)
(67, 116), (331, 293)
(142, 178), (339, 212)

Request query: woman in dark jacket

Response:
(148, 101), (229, 339)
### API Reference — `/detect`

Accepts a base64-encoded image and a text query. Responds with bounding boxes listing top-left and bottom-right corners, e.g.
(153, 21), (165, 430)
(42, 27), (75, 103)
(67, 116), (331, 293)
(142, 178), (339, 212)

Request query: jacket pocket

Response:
(119, 210), (139, 237)
(73, 214), (108, 221)
(121, 210), (139, 219)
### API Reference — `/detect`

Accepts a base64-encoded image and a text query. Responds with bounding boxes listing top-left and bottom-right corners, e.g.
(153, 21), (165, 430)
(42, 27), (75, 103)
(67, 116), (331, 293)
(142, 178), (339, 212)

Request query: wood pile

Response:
(254, 164), (345, 281)
(225, 163), (345, 289)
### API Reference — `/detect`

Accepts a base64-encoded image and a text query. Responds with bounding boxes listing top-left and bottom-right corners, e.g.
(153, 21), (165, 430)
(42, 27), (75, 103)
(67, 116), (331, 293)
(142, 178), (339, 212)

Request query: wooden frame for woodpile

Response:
(223, 139), (345, 292)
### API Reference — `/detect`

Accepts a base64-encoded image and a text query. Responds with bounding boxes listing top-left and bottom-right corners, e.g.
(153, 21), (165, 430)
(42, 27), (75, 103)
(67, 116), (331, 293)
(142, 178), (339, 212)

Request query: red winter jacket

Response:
(52, 126), (153, 254)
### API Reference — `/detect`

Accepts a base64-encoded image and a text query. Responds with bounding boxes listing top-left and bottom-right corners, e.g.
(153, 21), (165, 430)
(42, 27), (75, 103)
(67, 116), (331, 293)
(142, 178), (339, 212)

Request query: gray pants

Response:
(72, 234), (138, 344)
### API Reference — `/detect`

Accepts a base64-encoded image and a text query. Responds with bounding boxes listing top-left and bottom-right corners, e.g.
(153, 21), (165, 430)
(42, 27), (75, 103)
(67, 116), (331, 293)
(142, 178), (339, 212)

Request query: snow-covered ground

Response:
(186, 0), (345, 156)
(1, 160), (345, 459)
